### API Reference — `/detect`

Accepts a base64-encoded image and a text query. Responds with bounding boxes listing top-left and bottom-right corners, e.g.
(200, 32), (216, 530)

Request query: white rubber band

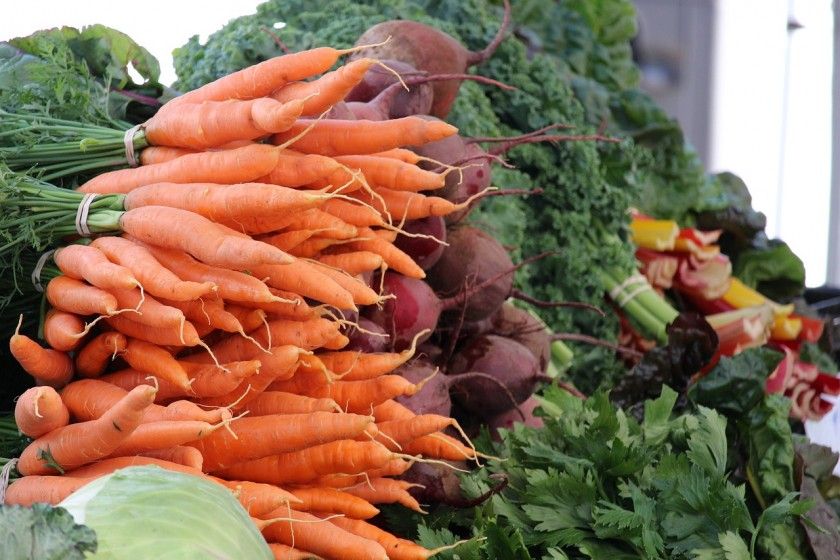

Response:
(0, 458), (18, 504)
(608, 273), (647, 301)
(31, 249), (56, 293)
(75, 193), (98, 237)
(124, 124), (143, 168)
(616, 283), (654, 308)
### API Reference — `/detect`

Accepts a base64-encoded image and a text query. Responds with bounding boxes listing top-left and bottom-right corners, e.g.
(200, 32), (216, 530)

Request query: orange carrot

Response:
(158, 297), (242, 333)
(75, 331), (127, 378)
(340, 227), (425, 279)
(193, 411), (376, 472)
(327, 516), (432, 560)
(181, 359), (261, 397)
(260, 508), (388, 560)
(110, 287), (186, 328)
(144, 98), (305, 149)
(216, 441), (392, 486)
(91, 236), (217, 301)
(107, 419), (218, 457)
(246, 391), (340, 416)
(319, 198), (387, 228)
(252, 261), (356, 310)
(287, 236), (351, 259)
(260, 229), (323, 252)
(45, 276), (119, 317)
(278, 209), (359, 239)
(10, 318), (74, 389)
(123, 338), (192, 391)
(317, 251), (383, 276)
(4, 475), (96, 507)
(139, 146), (197, 165)
(119, 206), (293, 269)
(164, 46), (361, 108)
(53, 244), (140, 291)
(369, 148), (422, 164)
(267, 543), (323, 560)
(218, 480), (302, 517)
(289, 487), (380, 520)
(258, 151), (342, 188)
(349, 188), (462, 221)
(43, 309), (86, 352)
(124, 182), (328, 222)
(334, 155), (445, 192)
(342, 478), (423, 512)
(315, 459), (413, 488)
(78, 144), (281, 194)
(402, 433), (477, 462)
(229, 290), (316, 322)
(14, 386), (70, 438)
(104, 314), (201, 347)
(17, 384), (157, 475)
(374, 415), (455, 449)
(301, 376), (421, 413)
(272, 117), (458, 156)
(139, 445), (204, 471)
(303, 260), (384, 306)
(224, 305), (270, 334)
(272, 58), (377, 115)
(371, 399), (415, 422)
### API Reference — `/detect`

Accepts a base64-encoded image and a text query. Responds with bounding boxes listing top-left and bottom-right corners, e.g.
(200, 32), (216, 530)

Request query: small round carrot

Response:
(10, 317), (74, 388)
(4, 475), (96, 507)
(317, 251), (384, 276)
(75, 331), (127, 378)
(123, 338), (192, 391)
(272, 58), (377, 116)
(252, 261), (357, 310)
(43, 309), (86, 352)
(139, 146), (197, 165)
(91, 236), (217, 301)
(272, 117), (458, 156)
(119, 205), (294, 269)
(246, 391), (340, 416)
(139, 445), (204, 471)
(17, 384), (157, 475)
(53, 244), (140, 291)
(14, 386), (70, 438)
(45, 276), (119, 317)
(78, 143), (281, 194)
(289, 487), (380, 520)
(341, 478), (423, 513)
(192, 411), (376, 472)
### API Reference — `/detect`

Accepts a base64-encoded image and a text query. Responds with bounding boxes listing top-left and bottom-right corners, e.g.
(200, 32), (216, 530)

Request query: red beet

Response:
(350, 1), (511, 117)
(427, 226), (513, 322)
(345, 317), (390, 353)
(400, 461), (465, 505)
(489, 304), (551, 371)
(394, 216), (447, 271)
(364, 273), (441, 351)
(394, 358), (451, 417)
(487, 395), (544, 436)
(448, 334), (541, 417)
(346, 59), (421, 103)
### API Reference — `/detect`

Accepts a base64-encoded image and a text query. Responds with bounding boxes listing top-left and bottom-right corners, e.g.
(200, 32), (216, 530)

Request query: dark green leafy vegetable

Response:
(0, 504), (97, 560)
(799, 343), (839, 375)
(733, 241), (806, 302)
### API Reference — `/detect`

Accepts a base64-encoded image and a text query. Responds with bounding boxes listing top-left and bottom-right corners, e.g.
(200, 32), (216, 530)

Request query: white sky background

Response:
(1, 0), (836, 287)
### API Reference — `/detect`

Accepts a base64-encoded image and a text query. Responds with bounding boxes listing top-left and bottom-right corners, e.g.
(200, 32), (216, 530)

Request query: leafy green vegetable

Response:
(0, 503), (97, 560)
(59, 465), (273, 559)
(733, 241), (805, 302)
(687, 348), (783, 415)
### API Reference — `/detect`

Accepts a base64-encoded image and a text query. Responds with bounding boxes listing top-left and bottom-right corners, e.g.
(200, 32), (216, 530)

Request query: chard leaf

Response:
(0, 504), (97, 560)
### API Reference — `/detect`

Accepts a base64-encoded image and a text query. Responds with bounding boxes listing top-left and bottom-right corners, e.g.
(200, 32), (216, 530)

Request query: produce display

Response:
(2, 1), (840, 559)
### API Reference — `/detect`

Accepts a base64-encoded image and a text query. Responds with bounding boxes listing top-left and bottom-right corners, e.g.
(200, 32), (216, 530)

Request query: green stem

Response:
(598, 268), (667, 343)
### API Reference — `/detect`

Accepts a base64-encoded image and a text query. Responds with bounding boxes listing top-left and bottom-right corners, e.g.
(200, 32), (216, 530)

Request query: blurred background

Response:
(1, 0), (837, 288)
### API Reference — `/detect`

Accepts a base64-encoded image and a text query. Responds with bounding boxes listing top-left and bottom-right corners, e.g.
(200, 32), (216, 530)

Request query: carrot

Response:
(317, 252), (383, 276)
(272, 117), (458, 156)
(110, 287), (187, 329)
(158, 297), (242, 333)
(4, 475), (96, 507)
(259, 508), (388, 560)
(303, 260), (384, 306)
(107, 419), (217, 457)
(123, 338), (192, 391)
(75, 331), (127, 378)
(252, 262), (356, 310)
(301, 376), (421, 413)
(78, 143), (281, 194)
(104, 314), (202, 347)
(134, 240), (279, 304)
(124, 182), (328, 222)
(246, 391), (340, 416)
(402, 433), (477, 462)
(349, 188), (462, 221)
(342, 478), (423, 512)
(277, 209), (359, 239)
(229, 291), (316, 322)
(17, 384), (157, 475)
(219, 480), (302, 517)
(14, 386), (70, 438)
(371, 399), (415, 422)
(61, 378), (227, 424)
(139, 146), (197, 165)
(327, 516), (432, 560)
(334, 155), (445, 192)
(287, 236), (351, 259)
(321, 349), (414, 382)
(144, 98), (305, 149)
(140, 445), (204, 471)
(119, 206), (294, 269)
(289, 487), (380, 520)
(181, 359), (261, 398)
(10, 317), (74, 389)
(323, 332), (350, 351)
(340, 227), (425, 279)
(91, 236), (217, 301)
(258, 151), (343, 188)
(101, 362), (250, 402)
(267, 543), (324, 560)
(260, 229), (324, 252)
(45, 276), (119, 317)
(43, 309), (86, 352)
(193, 411), (376, 472)
(369, 148), (422, 164)
(53, 244), (140, 291)
(272, 58), (377, 115)
(320, 198), (387, 227)
(315, 459), (413, 488)
(374, 415), (455, 449)
(164, 46), (363, 108)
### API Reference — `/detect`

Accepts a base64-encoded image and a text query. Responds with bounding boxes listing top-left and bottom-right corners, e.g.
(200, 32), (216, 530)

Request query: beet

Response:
(345, 317), (389, 353)
(350, 2), (510, 117)
(393, 216), (446, 271)
(324, 101), (357, 120)
(427, 226), (513, 322)
(400, 461), (465, 505)
(487, 395), (545, 435)
(364, 273), (441, 351)
(448, 334), (541, 417)
(490, 304), (551, 371)
(346, 59), (420, 103)
(394, 358), (451, 417)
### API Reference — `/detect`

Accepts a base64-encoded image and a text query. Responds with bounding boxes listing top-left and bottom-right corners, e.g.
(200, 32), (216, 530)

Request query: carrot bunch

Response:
(1, 44), (479, 560)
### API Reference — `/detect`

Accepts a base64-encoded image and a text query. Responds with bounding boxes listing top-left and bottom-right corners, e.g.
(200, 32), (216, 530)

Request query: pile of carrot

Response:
(2, 45), (481, 560)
